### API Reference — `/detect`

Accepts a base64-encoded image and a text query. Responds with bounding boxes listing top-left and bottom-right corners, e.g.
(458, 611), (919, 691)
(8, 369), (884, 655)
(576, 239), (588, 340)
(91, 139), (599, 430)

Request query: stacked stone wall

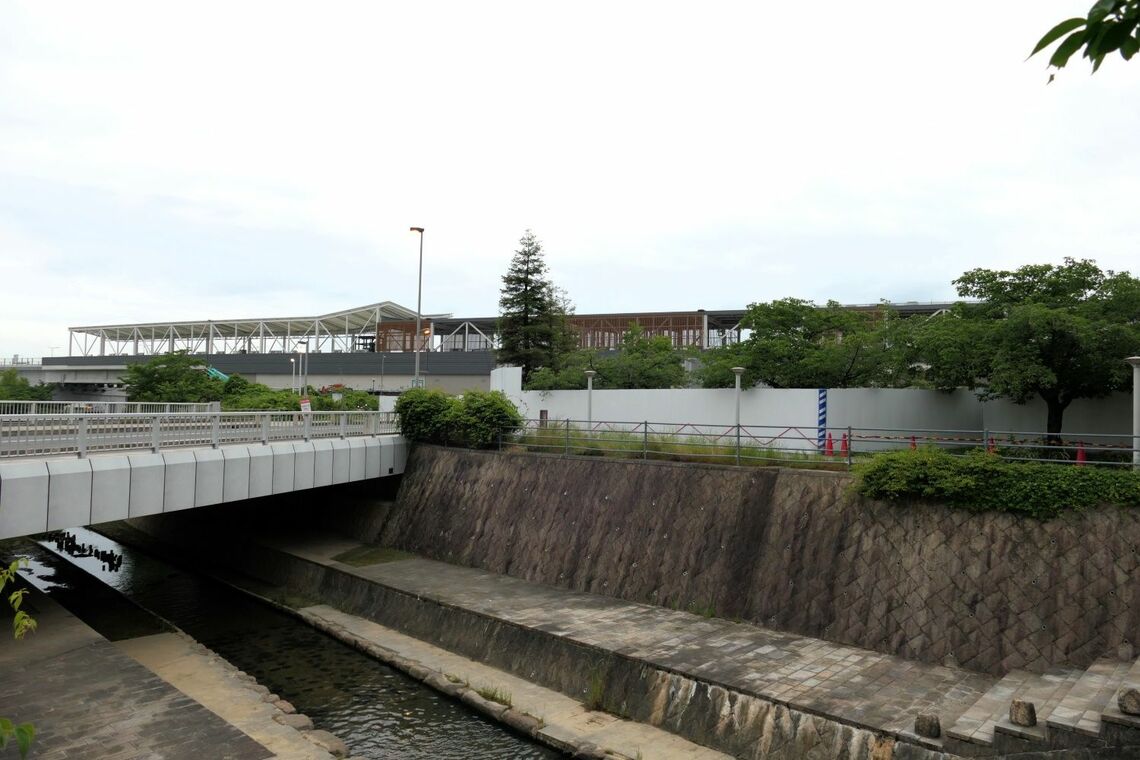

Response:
(370, 447), (1140, 676)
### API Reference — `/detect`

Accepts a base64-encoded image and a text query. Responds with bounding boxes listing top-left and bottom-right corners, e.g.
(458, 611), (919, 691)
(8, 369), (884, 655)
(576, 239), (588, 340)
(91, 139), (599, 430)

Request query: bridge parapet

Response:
(0, 410), (397, 459)
(0, 410), (405, 540)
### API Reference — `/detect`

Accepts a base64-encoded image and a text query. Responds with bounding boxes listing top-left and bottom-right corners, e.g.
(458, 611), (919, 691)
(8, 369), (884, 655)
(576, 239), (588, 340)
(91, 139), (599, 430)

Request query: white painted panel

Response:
(330, 439), (350, 484)
(312, 439), (333, 487)
(379, 437), (395, 476)
(270, 442), (295, 494)
(247, 445), (273, 499)
(0, 460), (49, 539)
(347, 438), (366, 482)
(46, 459), (93, 531)
(193, 449), (224, 507)
(128, 453), (166, 517)
(222, 445), (251, 502)
(90, 455), (130, 524)
(292, 442), (315, 490)
(162, 450), (196, 512)
(364, 438), (380, 478)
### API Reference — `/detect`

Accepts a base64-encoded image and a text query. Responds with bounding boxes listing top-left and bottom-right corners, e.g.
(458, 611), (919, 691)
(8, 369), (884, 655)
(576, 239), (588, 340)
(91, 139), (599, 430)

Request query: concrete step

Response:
(1101, 657), (1140, 747)
(990, 667), (1082, 754)
(1045, 655), (1134, 747)
(945, 669), (1037, 755)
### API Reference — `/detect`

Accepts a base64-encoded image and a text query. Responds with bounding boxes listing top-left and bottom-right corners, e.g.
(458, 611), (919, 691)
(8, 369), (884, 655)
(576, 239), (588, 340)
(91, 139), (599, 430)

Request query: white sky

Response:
(2, 1), (1139, 358)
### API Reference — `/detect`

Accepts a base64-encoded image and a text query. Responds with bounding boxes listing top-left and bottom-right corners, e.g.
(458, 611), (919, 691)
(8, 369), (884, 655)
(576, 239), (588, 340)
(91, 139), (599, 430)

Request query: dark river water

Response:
(18, 527), (561, 760)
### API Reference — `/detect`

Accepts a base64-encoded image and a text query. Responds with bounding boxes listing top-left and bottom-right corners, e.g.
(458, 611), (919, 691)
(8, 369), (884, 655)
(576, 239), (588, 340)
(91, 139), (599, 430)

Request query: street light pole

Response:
(585, 370), (597, 427)
(1127, 356), (1140, 468)
(732, 367), (745, 465)
(290, 358), (296, 395)
(410, 227), (425, 388)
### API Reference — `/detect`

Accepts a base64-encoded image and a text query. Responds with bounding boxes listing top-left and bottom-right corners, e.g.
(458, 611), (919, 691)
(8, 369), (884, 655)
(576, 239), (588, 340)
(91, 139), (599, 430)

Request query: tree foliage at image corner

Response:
(1033, 1), (1140, 75)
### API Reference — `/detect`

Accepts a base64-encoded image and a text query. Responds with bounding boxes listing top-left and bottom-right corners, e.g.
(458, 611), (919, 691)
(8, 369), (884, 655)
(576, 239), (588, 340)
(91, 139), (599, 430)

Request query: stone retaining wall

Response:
(366, 447), (1140, 677)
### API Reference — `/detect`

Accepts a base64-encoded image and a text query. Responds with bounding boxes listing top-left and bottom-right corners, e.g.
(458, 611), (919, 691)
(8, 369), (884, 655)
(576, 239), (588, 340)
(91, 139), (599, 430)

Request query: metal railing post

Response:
(211, 413), (220, 448)
(77, 416), (88, 458)
(151, 415), (161, 453)
(339, 412), (348, 439)
(565, 418), (570, 455)
(261, 414), (269, 445)
(643, 421), (648, 460)
(846, 425), (853, 469)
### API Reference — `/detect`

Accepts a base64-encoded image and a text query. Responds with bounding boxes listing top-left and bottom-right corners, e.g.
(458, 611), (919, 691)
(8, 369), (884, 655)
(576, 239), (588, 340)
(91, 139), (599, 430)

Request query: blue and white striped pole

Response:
(817, 388), (827, 452)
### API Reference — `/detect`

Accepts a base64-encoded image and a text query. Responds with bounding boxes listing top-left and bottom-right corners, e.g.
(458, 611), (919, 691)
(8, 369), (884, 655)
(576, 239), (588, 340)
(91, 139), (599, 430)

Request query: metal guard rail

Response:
(501, 419), (1140, 469)
(0, 411), (398, 459)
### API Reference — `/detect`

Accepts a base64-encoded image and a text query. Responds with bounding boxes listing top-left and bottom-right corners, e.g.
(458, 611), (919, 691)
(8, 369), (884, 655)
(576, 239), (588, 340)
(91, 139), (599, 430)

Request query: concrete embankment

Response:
(125, 518), (974, 759)
(359, 447), (1140, 677)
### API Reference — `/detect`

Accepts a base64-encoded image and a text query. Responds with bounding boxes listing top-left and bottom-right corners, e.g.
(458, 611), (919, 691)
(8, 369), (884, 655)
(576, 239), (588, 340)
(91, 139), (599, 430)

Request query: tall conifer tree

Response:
(497, 230), (575, 383)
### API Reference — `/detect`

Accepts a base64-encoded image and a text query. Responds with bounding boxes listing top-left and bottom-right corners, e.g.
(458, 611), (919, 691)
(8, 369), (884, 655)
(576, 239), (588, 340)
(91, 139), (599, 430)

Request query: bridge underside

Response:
(0, 436), (407, 540)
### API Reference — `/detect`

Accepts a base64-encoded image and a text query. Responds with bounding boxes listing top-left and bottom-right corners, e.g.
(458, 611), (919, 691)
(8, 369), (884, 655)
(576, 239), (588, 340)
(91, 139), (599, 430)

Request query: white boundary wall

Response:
(491, 367), (1132, 436)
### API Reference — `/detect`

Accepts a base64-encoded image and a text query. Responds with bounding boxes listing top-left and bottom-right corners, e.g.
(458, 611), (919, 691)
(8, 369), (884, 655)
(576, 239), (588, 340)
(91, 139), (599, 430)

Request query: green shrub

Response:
(451, 391), (523, 449)
(394, 388), (461, 444)
(854, 448), (1140, 519)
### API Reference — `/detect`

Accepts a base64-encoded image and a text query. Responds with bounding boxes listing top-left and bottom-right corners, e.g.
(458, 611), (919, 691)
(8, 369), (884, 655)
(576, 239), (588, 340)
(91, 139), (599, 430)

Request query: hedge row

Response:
(394, 388), (523, 449)
(854, 448), (1140, 519)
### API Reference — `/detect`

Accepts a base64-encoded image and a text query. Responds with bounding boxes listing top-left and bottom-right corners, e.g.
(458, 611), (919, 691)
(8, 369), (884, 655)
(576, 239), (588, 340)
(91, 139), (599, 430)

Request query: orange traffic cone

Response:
(910, 435), (917, 450)
(825, 432), (834, 457)
(987, 436), (996, 454)
(840, 433), (849, 459)
(1076, 442), (1086, 466)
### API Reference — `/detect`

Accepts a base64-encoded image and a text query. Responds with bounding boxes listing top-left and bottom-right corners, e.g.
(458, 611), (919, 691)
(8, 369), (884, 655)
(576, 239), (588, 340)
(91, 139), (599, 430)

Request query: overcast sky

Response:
(3, 2), (1139, 358)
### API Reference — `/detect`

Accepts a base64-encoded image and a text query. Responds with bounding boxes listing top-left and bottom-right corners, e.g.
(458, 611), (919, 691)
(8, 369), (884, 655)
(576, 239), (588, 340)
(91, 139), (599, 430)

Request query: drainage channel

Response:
(20, 526), (562, 760)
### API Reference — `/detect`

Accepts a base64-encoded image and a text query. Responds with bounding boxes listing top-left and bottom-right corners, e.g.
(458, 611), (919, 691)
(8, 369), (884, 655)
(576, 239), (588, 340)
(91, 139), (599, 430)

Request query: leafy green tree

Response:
(527, 325), (685, 390)
(0, 369), (53, 401)
(121, 352), (224, 403)
(596, 325), (685, 389)
(1033, 1), (1140, 75)
(919, 258), (1140, 440)
(697, 299), (917, 389)
(497, 230), (577, 384)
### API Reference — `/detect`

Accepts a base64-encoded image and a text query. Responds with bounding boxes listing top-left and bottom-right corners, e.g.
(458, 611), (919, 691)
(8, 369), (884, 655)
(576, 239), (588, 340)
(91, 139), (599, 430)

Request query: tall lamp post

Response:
(290, 357), (296, 395)
(1128, 356), (1140, 468)
(732, 367), (745, 465)
(584, 370), (597, 427)
(410, 227), (425, 388)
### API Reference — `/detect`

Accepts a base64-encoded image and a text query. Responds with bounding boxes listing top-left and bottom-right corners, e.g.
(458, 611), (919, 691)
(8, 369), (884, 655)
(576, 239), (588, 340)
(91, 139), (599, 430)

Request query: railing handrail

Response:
(506, 417), (1139, 468)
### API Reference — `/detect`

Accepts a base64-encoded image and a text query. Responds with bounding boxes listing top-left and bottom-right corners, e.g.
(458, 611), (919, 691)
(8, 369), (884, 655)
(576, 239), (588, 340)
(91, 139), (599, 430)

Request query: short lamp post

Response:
(585, 370), (597, 428)
(732, 367), (745, 465)
(298, 340), (309, 396)
(1128, 356), (1140, 468)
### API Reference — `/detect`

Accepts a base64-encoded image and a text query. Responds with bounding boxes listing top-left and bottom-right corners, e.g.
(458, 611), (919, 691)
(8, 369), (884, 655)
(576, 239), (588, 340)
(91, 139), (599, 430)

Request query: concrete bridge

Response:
(0, 410), (406, 540)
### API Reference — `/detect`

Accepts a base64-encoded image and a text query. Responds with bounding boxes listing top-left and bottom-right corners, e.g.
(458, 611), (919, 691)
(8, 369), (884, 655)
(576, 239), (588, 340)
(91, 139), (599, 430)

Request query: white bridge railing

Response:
(0, 400), (221, 415)
(0, 411), (398, 459)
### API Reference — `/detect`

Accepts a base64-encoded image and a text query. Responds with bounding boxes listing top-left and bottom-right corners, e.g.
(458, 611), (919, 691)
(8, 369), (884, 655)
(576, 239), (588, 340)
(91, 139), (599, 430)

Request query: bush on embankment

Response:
(854, 447), (1140, 519)
(394, 388), (522, 449)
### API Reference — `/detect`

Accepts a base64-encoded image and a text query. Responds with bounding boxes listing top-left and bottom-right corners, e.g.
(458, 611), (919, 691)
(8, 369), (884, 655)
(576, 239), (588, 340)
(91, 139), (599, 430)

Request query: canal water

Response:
(19, 527), (562, 760)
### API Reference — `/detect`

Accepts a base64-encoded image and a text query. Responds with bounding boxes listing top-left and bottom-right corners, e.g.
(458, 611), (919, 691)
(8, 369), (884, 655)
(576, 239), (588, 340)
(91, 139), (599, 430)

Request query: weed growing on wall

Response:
(854, 448), (1140, 519)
